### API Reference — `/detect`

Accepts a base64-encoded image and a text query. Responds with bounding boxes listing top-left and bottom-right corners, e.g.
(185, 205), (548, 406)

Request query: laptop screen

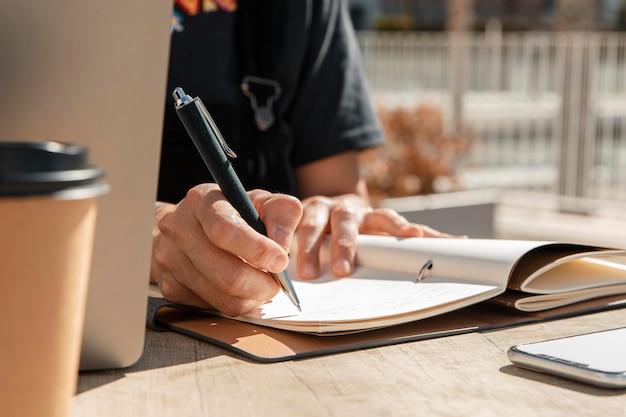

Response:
(0, 0), (173, 370)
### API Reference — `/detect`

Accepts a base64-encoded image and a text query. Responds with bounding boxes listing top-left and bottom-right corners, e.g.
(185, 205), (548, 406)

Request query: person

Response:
(150, 0), (452, 317)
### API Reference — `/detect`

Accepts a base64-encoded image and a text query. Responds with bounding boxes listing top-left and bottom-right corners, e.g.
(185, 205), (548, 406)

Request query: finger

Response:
(328, 204), (360, 277)
(295, 196), (332, 279)
(190, 261), (279, 317)
(154, 204), (279, 316)
(359, 208), (459, 238)
(151, 233), (214, 309)
(249, 189), (302, 251)
(157, 273), (213, 310)
(163, 262), (278, 317)
(416, 223), (465, 238)
(184, 241), (280, 313)
(188, 186), (290, 273)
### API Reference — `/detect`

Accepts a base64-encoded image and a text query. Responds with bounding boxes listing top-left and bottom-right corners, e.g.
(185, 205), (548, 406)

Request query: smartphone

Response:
(508, 327), (626, 389)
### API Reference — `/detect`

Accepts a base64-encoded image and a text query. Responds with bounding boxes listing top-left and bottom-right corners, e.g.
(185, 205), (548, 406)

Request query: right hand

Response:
(150, 183), (303, 317)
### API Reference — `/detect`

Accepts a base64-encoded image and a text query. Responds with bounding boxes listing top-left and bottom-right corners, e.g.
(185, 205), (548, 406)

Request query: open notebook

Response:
(149, 235), (626, 362)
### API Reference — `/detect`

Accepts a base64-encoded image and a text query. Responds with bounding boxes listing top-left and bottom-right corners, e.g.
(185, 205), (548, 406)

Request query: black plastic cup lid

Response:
(0, 141), (109, 199)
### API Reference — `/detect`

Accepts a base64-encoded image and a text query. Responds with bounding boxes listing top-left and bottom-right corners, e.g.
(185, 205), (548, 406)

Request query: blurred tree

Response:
(360, 103), (473, 200)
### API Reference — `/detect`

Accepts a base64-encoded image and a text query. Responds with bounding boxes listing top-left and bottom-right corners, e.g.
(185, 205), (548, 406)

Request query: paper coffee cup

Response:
(0, 141), (108, 417)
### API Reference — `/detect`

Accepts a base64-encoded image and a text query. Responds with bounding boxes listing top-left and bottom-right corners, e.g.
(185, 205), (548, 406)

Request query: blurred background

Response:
(347, 0), (626, 246)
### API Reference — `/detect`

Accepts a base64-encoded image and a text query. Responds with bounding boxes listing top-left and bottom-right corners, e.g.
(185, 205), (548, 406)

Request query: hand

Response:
(150, 184), (302, 316)
(294, 193), (456, 280)
(293, 151), (456, 280)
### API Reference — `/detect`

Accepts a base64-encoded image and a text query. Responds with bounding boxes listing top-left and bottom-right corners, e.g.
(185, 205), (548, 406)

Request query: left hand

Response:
(294, 193), (456, 280)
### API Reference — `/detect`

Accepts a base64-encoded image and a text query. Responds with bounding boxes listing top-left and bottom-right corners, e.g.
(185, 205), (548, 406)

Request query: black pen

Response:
(172, 87), (301, 311)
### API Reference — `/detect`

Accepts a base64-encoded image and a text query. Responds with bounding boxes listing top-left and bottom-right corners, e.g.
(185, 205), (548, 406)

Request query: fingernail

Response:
(273, 226), (292, 249)
(332, 259), (351, 276)
(301, 263), (318, 279)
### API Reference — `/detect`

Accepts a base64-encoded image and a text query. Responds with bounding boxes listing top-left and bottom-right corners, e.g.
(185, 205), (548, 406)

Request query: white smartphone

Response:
(508, 327), (626, 389)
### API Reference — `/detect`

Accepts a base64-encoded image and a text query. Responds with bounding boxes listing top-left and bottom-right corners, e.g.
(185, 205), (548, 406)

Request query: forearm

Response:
(294, 151), (369, 201)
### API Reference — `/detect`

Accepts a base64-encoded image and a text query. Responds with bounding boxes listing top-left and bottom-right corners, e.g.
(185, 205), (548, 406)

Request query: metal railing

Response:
(357, 30), (626, 212)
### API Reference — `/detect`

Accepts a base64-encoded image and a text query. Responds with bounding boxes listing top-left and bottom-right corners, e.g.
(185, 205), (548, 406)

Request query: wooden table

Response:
(73, 308), (626, 417)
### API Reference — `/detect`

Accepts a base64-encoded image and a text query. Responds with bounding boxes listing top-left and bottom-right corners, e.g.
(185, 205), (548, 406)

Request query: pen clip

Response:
(197, 100), (237, 159)
(417, 259), (433, 283)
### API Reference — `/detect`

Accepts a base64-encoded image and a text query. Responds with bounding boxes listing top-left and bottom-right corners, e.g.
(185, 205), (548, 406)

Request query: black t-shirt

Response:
(159, 0), (383, 203)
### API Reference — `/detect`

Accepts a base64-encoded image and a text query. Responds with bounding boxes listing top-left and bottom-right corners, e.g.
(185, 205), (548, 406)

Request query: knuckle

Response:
(216, 268), (252, 298)
(203, 210), (246, 247)
(247, 189), (272, 201)
(157, 210), (178, 236)
(157, 279), (186, 304)
(297, 218), (323, 235)
(333, 235), (355, 251)
(373, 207), (398, 218)
(184, 185), (209, 204)
(218, 298), (256, 318)
(303, 195), (330, 207)
(247, 246), (271, 267)
(273, 195), (303, 218)
(331, 204), (358, 219)
(206, 217), (235, 244)
(152, 245), (176, 273)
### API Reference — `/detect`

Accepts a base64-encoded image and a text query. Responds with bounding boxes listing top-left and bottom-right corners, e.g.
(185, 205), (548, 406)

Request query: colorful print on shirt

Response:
(172, 0), (237, 32)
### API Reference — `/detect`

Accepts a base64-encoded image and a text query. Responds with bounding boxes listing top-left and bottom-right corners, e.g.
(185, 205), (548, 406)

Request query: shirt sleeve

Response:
(286, 0), (384, 167)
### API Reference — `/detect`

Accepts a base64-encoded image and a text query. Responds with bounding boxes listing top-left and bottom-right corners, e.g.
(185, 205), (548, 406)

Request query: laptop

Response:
(0, 1), (172, 369)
